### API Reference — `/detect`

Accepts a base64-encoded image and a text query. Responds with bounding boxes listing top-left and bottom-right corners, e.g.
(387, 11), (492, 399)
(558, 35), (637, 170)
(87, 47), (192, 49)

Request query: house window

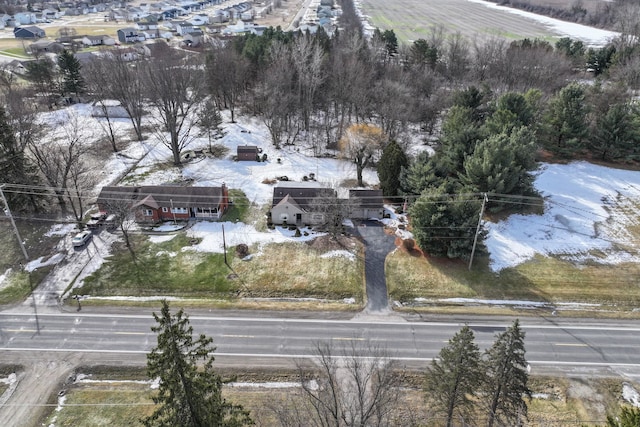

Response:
(162, 207), (168, 213)
(171, 207), (187, 214)
(143, 209), (153, 216)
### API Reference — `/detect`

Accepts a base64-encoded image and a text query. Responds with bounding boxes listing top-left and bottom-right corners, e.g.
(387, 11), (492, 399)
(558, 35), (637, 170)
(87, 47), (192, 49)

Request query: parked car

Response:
(86, 211), (107, 229)
(72, 230), (92, 247)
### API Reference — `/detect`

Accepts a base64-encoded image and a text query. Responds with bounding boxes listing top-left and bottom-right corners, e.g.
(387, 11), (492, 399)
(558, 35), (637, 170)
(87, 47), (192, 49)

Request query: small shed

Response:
(237, 145), (258, 161)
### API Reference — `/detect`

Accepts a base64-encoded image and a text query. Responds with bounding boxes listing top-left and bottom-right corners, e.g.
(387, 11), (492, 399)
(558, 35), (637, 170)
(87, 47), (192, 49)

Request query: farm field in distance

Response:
(359, 0), (561, 42)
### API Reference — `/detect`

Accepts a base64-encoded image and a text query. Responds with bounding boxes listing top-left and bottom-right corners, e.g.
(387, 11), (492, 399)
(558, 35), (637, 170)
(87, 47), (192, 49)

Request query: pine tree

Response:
(377, 140), (408, 199)
(606, 406), (640, 427)
(57, 49), (85, 102)
(481, 319), (531, 427)
(589, 103), (640, 161)
(541, 82), (589, 157)
(410, 186), (485, 259)
(143, 301), (253, 427)
(425, 325), (482, 427)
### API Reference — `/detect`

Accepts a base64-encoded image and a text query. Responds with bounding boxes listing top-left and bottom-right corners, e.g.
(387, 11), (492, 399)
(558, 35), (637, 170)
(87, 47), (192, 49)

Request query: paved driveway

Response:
(351, 220), (397, 312)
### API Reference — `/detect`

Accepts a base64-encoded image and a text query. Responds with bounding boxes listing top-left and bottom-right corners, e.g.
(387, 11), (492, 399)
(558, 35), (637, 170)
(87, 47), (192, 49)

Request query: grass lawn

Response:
(386, 250), (640, 311)
(42, 372), (624, 426)
(79, 232), (364, 304)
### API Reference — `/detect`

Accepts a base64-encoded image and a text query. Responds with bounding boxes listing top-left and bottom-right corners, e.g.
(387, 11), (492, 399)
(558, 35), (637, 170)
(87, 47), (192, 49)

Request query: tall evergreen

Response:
(589, 102), (640, 161)
(57, 49), (85, 101)
(377, 140), (408, 198)
(481, 319), (531, 427)
(0, 106), (44, 212)
(410, 186), (485, 259)
(143, 301), (252, 427)
(541, 82), (588, 157)
(425, 325), (482, 427)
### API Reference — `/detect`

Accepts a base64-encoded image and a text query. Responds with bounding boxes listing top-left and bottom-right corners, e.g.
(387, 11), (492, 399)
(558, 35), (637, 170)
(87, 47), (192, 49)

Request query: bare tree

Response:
(91, 50), (146, 142)
(338, 123), (387, 187)
(205, 41), (250, 124)
(100, 192), (138, 264)
(144, 48), (207, 165)
(310, 189), (347, 240)
(291, 34), (326, 132)
(274, 340), (403, 427)
(27, 111), (91, 218)
(82, 60), (121, 152)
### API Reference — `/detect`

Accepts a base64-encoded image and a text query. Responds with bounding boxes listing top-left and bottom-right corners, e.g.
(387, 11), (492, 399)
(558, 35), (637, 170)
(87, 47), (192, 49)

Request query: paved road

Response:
(2, 311), (640, 377)
(352, 220), (397, 311)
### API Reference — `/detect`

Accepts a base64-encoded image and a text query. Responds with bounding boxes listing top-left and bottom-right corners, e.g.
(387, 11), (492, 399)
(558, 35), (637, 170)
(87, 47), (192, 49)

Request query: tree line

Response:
(145, 302), (639, 426)
(2, 0), (640, 261)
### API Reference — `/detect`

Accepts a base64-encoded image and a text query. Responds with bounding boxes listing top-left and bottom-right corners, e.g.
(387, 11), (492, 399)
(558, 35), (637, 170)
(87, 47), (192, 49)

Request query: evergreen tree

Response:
(541, 82), (589, 157)
(377, 140), (408, 198)
(0, 106), (44, 212)
(424, 325), (482, 427)
(484, 92), (535, 135)
(409, 38), (438, 70)
(589, 102), (640, 161)
(143, 301), (252, 427)
(57, 49), (85, 102)
(460, 127), (538, 210)
(410, 186), (485, 259)
(481, 319), (531, 427)
(605, 406), (640, 427)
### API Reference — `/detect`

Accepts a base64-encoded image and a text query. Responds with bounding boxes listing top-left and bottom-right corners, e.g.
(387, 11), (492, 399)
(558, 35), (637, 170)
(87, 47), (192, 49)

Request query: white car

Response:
(72, 230), (92, 247)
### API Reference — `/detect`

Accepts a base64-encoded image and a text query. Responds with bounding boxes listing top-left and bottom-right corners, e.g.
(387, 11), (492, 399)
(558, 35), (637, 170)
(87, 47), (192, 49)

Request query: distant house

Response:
(270, 182), (334, 226)
(97, 184), (229, 223)
(348, 189), (384, 219)
(183, 29), (204, 46)
(13, 26), (45, 38)
(171, 20), (196, 35)
(135, 14), (159, 30)
(28, 40), (64, 54)
(117, 27), (142, 43)
(14, 12), (37, 25)
(237, 145), (258, 161)
(82, 35), (116, 46)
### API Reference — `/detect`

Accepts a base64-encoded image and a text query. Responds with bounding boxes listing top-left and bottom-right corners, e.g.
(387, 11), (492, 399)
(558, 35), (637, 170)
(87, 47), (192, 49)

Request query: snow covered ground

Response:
(468, 0), (620, 47)
(4, 98), (640, 299)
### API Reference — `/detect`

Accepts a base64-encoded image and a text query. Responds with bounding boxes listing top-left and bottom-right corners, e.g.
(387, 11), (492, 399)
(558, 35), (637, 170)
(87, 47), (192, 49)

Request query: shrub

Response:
(294, 228), (301, 237)
(402, 238), (415, 252)
(235, 244), (249, 258)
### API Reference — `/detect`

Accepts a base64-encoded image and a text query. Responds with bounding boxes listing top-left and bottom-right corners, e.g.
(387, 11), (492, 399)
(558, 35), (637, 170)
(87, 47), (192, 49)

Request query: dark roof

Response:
(137, 186), (224, 209)
(97, 185), (225, 209)
(272, 183), (333, 209)
(348, 189), (383, 208)
(237, 145), (257, 153)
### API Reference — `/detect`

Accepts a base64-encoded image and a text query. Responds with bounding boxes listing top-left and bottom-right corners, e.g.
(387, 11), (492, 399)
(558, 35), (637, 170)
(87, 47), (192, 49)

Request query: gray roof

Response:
(97, 185), (225, 209)
(348, 189), (383, 208)
(272, 184), (334, 209)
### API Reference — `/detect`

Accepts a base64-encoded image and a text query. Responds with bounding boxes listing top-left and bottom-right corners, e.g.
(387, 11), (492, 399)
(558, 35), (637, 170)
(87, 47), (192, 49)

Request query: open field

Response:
(359, 0), (558, 42)
(387, 249), (640, 314)
(37, 367), (630, 427)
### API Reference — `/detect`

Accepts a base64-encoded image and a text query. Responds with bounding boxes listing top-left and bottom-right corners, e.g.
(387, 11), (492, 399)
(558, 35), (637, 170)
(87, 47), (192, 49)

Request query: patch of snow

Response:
(468, 0), (620, 47)
(532, 393), (550, 399)
(86, 296), (187, 301)
(228, 381), (301, 389)
(150, 377), (160, 390)
(44, 223), (77, 237)
(343, 297), (356, 304)
(155, 251), (178, 257)
(623, 382), (640, 407)
(320, 250), (356, 261)
(486, 162), (640, 271)
(152, 223), (186, 232)
(0, 268), (11, 286)
(25, 253), (66, 272)
(149, 234), (177, 243)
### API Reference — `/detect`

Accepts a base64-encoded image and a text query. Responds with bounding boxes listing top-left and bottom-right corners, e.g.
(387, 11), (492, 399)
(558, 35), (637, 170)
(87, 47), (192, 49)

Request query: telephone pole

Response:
(468, 193), (488, 271)
(0, 184), (28, 261)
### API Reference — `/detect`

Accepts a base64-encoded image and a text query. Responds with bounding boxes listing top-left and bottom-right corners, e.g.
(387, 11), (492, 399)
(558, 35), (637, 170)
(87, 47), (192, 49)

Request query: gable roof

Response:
(272, 182), (333, 209)
(273, 193), (304, 211)
(237, 145), (258, 153)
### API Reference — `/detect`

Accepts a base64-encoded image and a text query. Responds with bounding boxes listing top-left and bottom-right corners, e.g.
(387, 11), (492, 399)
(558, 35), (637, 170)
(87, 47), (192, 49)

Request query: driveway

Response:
(351, 220), (397, 312)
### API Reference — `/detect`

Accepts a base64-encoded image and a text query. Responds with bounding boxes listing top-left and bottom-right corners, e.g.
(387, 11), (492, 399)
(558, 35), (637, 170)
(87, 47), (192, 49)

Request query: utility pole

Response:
(0, 184), (28, 261)
(222, 224), (228, 267)
(468, 193), (488, 271)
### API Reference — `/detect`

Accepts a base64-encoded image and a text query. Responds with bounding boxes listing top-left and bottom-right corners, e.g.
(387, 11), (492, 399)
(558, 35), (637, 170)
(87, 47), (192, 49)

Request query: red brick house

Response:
(97, 185), (229, 223)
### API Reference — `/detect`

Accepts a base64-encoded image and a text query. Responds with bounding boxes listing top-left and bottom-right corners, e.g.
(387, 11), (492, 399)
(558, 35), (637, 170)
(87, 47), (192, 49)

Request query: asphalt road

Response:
(2, 311), (640, 377)
(351, 220), (397, 311)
